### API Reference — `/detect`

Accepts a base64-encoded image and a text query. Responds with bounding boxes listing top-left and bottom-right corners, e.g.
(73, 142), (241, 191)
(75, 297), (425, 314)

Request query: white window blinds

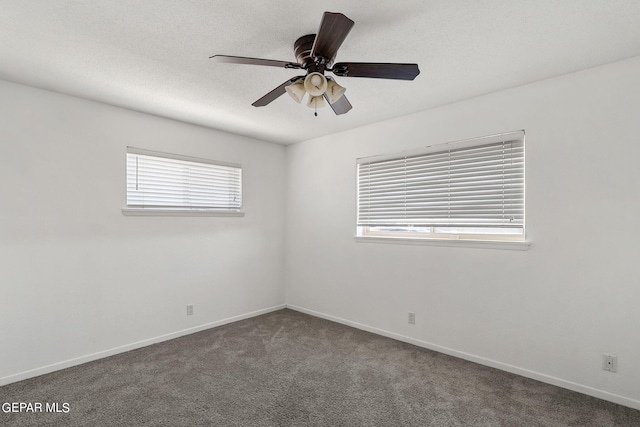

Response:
(357, 131), (524, 229)
(126, 148), (242, 211)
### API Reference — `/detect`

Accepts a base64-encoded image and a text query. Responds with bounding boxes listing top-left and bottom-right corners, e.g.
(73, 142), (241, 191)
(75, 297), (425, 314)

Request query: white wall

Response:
(0, 80), (286, 383)
(285, 56), (640, 409)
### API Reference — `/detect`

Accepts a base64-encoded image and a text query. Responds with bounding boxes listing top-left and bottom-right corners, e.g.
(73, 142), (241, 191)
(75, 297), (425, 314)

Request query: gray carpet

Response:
(1, 309), (639, 426)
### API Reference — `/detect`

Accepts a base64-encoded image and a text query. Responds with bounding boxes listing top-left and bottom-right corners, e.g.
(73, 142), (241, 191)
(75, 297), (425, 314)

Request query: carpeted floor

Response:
(1, 309), (639, 426)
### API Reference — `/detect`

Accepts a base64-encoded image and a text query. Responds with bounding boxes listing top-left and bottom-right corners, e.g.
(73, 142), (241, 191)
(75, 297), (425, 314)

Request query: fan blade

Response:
(311, 12), (354, 63)
(252, 76), (305, 107)
(324, 92), (352, 115)
(331, 62), (420, 80)
(211, 55), (301, 69)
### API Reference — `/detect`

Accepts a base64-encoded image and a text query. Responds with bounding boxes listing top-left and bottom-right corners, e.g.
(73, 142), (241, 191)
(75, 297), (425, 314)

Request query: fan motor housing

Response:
(294, 34), (325, 73)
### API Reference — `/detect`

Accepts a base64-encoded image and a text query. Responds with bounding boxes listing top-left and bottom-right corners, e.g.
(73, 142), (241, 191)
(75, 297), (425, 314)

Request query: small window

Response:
(356, 131), (524, 242)
(123, 147), (242, 216)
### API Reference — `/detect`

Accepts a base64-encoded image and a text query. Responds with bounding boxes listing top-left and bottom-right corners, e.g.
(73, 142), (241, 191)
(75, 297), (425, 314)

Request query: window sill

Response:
(122, 208), (244, 217)
(354, 236), (531, 250)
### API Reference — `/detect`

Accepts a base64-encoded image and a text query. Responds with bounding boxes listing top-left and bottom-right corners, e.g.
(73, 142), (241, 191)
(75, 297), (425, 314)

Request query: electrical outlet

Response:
(602, 354), (617, 372)
(187, 304), (194, 316)
(408, 312), (416, 324)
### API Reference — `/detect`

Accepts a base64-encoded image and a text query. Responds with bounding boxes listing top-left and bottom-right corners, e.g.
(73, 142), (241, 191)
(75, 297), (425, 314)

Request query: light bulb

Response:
(306, 95), (326, 109)
(304, 72), (328, 97)
(326, 80), (346, 104)
(285, 80), (306, 103)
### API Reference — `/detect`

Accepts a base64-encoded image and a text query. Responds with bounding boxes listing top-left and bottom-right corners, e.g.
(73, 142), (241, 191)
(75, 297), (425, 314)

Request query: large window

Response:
(356, 131), (524, 242)
(124, 147), (242, 216)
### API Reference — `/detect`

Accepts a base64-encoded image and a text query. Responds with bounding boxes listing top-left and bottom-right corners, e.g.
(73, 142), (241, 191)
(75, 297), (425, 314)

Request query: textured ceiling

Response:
(1, 1), (640, 145)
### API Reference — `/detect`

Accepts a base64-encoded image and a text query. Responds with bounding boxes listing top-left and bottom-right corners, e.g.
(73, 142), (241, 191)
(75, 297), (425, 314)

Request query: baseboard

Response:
(0, 304), (286, 387)
(287, 304), (640, 411)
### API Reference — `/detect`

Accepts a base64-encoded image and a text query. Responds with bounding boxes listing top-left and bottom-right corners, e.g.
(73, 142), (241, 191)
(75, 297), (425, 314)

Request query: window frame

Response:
(355, 131), (528, 248)
(360, 226), (523, 242)
(122, 147), (244, 217)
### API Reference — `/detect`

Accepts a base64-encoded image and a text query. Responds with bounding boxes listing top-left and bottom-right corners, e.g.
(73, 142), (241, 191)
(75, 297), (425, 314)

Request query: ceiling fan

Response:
(210, 11), (420, 116)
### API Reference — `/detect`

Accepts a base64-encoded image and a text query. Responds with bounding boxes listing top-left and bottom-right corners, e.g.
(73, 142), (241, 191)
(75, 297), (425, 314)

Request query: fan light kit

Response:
(211, 12), (420, 116)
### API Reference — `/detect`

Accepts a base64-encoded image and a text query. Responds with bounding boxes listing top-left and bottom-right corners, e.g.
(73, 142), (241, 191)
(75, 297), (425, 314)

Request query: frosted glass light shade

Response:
(326, 80), (346, 104)
(304, 72), (328, 97)
(306, 95), (326, 109)
(285, 80), (306, 103)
